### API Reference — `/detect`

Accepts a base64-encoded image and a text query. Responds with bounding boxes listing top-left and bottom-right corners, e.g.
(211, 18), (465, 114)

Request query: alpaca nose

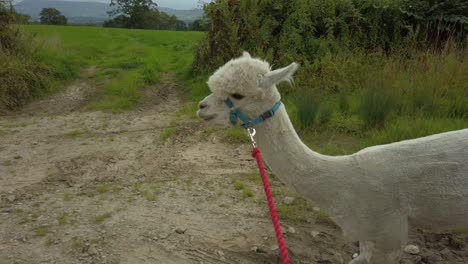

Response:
(199, 102), (208, 110)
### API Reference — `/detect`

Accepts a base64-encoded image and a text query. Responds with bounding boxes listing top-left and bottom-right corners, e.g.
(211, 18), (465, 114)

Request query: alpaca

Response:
(197, 52), (468, 264)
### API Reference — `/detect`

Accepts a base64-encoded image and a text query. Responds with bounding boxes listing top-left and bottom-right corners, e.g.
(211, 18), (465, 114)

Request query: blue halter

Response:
(225, 98), (282, 129)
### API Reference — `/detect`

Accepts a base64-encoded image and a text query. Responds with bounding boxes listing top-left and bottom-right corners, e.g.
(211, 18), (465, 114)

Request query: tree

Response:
(40, 8), (67, 25)
(104, 9), (187, 31)
(188, 18), (209, 31)
(108, 0), (157, 28)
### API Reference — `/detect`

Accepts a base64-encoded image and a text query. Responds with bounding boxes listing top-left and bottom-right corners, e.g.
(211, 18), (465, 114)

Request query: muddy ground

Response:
(1, 77), (467, 264)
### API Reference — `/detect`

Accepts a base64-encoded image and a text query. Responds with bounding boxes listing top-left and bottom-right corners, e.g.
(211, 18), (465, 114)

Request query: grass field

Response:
(17, 25), (468, 155)
(25, 25), (204, 110)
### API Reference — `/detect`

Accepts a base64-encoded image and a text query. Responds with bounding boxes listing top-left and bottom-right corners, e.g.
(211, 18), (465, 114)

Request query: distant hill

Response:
(14, 0), (203, 24)
(158, 7), (203, 23)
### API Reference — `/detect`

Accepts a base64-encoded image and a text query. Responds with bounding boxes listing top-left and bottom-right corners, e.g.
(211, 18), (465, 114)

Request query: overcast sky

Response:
(49, 0), (207, 10)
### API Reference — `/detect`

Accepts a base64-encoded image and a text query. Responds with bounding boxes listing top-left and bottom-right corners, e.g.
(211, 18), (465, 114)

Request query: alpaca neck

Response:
(254, 105), (350, 207)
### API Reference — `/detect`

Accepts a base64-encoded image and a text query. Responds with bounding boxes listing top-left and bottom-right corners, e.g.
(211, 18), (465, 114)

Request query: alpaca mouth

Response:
(198, 113), (216, 122)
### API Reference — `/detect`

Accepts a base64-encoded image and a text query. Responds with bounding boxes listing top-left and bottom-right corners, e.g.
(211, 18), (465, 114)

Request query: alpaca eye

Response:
(231, 93), (245, 100)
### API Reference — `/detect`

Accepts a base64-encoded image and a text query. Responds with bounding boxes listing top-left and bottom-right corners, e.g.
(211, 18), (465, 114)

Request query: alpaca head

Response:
(197, 52), (298, 127)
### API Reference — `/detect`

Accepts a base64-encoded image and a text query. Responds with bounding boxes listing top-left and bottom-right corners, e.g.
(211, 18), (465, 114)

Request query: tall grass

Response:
(288, 51), (467, 154)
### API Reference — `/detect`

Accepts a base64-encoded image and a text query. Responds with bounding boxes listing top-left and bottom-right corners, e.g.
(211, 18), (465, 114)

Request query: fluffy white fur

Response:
(197, 52), (468, 264)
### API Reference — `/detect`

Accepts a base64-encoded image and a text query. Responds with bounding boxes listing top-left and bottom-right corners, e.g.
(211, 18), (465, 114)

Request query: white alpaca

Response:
(197, 52), (468, 264)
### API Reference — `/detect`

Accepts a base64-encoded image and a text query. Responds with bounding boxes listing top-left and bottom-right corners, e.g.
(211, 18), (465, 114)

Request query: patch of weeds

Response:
(31, 212), (40, 221)
(238, 172), (261, 184)
(318, 103), (334, 124)
(63, 193), (73, 201)
(233, 181), (245, 190)
(202, 127), (216, 137)
(112, 185), (123, 193)
(57, 212), (68, 225)
(448, 236), (466, 249)
(0, 129), (9, 135)
(275, 196), (315, 223)
(219, 204), (229, 208)
(242, 188), (254, 199)
(176, 103), (198, 119)
(1, 160), (13, 166)
(96, 184), (109, 194)
(223, 127), (248, 144)
(160, 128), (176, 140)
(13, 155), (22, 160)
(33, 225), (49, 237)
(66, 130), (82, 137)
(95, 212), (111, 224)
(142, 190), (157, 201)
(132, 183), (142, 193)
(13, 209), (24, 215)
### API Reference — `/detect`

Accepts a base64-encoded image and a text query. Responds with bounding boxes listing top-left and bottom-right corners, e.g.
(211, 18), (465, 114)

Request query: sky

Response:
(48, 0), (207, 10)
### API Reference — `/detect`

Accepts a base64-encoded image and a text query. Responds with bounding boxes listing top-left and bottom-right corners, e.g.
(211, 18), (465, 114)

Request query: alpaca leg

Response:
(348, 241), (374, 264)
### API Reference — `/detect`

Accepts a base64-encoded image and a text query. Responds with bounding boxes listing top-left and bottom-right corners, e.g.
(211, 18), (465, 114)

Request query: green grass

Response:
(224, 127), (248, 144)
(242, 188), (254, 198)
(96, 184), (110, 194)
(57, 212), (68, 225)
(95, 212), (111, 224)
(160, 128), (176, 140)
(21, 25), (204, 111)
(66, 130), (82, 137)
(63, 193), (73, 201)
(286, 51), (468, 155)
(32, 225), (49, 237)
(233, 181), (245, 190)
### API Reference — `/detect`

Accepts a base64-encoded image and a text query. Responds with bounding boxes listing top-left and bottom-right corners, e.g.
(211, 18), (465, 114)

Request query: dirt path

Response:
(1, 78), (467, 264)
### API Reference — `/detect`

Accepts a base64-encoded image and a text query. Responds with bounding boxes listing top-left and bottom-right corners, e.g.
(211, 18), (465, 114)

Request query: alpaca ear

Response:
(242, 51), (251, 58)
(260, 62), (299, 89)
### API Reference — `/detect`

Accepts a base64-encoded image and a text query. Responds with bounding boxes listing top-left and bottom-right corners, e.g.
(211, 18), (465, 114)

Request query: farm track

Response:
(0, 76), (467, 264)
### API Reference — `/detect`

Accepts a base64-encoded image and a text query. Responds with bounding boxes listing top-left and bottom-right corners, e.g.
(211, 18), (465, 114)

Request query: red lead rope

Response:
(252, 147), (291, 264)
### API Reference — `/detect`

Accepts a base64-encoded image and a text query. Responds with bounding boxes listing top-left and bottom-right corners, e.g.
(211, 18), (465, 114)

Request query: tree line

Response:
(104, 0), (205, 30)
(8, 0), (208, 31)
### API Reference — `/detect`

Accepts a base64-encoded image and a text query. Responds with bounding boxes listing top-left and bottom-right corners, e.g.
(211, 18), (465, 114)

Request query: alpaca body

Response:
(197, 52), (468, 263)
(256, 105), (468, 255)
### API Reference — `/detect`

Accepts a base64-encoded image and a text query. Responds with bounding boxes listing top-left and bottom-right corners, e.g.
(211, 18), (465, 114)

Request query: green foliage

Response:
(193, 0), (466, 73)
(40, 8), (67, 25)
(318, 102), (334, 124)
(242, 188), (254, 198)
(224, 127), (248, 144)
(57, 212), (68, 225)
(33, 225), (49, 236)
(233, 181), (245, 190)
(105, 0), (186, 30)
(295, 91), (319, 129)
(104, 10), (187, 30)
(0, 3), (55, 110)
(360, 89), (394, 128)
(160, 128), (175, 140)
(95, 212), (111, 223)
(188, 18), (209, 31)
